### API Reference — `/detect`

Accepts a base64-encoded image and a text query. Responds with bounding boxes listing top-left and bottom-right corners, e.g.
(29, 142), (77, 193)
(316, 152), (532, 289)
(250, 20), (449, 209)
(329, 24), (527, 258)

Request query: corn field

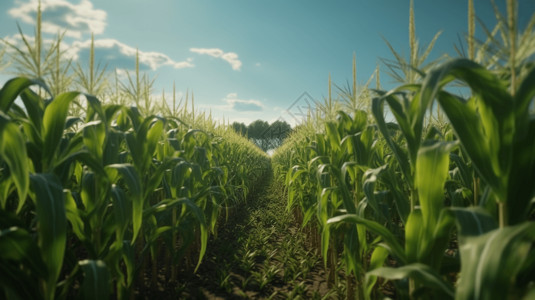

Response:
(272, 1), (535, 299)
(1, 0), (535, 299)
(0, 74), (271, 298)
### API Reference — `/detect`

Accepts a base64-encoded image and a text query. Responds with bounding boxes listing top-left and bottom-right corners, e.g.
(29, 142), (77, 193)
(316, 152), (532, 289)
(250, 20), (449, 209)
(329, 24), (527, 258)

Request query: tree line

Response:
(231, 119), (292, 151)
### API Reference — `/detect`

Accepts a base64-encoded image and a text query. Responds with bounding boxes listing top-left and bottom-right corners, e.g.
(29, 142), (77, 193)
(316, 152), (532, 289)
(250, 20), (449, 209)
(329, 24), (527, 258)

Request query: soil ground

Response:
(138, 175), (341, 299)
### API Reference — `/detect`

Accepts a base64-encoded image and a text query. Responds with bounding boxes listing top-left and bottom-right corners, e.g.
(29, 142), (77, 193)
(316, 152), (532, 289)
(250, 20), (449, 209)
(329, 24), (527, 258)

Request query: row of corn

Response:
(0, 77), (271, 299)
(273, 56), (535, 299)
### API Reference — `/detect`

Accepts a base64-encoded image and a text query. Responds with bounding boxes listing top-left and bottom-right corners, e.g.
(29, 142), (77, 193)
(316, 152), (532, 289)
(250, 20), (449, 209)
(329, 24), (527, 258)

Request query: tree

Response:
(264, 120), (292, 150)
(231, 122), (247, 136)
(245, 119), (292, 151)
(247, 120), (269, 139)
(269, 120), (291, 140)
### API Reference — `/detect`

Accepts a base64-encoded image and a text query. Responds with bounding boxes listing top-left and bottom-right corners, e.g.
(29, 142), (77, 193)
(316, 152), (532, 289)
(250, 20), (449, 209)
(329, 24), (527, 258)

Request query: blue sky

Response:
(0, 0), (533, 125)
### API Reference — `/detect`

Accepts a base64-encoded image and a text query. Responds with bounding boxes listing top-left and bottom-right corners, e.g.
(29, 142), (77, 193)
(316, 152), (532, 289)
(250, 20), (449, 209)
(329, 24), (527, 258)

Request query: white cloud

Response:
(223, 93), (263, 112)
(9, 0), (107, 39)
(2, 34), (193, 72)
(198, 93), (264, 113)
(67, 38), (194, 71)
(190, 47), (242, 71)
(4, 1), (195, 74)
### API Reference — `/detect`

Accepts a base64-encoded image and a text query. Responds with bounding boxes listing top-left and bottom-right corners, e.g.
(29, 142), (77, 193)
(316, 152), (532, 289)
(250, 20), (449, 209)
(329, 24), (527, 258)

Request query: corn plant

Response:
(74, 34), (108, 98)
(381, 0), (444, 85)
(0, 75), (271, 299)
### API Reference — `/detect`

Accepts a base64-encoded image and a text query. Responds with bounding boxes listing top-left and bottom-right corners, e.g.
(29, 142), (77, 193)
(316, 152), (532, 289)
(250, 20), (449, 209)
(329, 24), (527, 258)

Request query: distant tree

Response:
(244, 119), (292, 151)
(247, 120), (270, 139)
(231, 122), (247, 136)
(269, 120), (291, 140)
(263, 120), (292, 150)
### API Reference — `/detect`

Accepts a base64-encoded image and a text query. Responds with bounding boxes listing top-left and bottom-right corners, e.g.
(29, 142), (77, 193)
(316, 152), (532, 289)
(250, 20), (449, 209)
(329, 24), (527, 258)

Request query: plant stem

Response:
(507, 0), (517, 94)
(499, 202), (508, 228)
(473, 176), (479, 206)
(468, 0), (475, 60)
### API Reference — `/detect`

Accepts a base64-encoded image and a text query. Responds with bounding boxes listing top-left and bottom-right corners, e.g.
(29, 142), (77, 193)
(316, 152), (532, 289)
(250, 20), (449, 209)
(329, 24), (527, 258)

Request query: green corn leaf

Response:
(321, 220), (331, 266)
(147, 197), (208, 272)
(325, 121), (341, 152)
(171, 160), (191, 198)
(62, 151), (107, 179)
(449, 153), (472, 188)
(126, 116), (163, 173)
(7, 102), (27, 118)
(367, 263), (454, 298)
(124, 106), (143, 131)
(437, 91), (504, 196)
(103, 105), (123, 127)
(0, 112), (29, 212)
(0, 77), (49, 112)
(405, 209), (423, 263)
(524, 288), (535, 300)
(383, 166), (410, 224)
(105, 164), (142, 243)
(182, 129), (208, 158)
(343, 226), (361, 275)
(80, 171), (98, 214)
(362, 165), (388, 222)
(427, 209), (455, 270)
(0, 223), (46, 300)
(450, 207), (497, 240)
(0, 230), (47, 299)
(422, 59), (514, 201)
(110, 185), (130, 244)
(144, 157), (181, 201)
(350, 109), (368, 133)
(379, 84), (423, 164)
(146, 119), (164, 159)
(456, 222), (535, 300)
(412, 140), (456, 268)
(327, 214), (406, 264)
(353, 126), (374, 165)
(79, 260), (110, 300)
(365, 245), (390, 300)
(53, 136), (86, 177)
(121, 241), (135, 288)
(19, 88), (45, 135)
(102, 129), (123, 166)
(507, 118), (535, 224)
(514, 65), (535, 124)
(83, 94), (105, 123)
(65, 116), (82, 130)
(64, 191), (85, 242)
(422, 59), (512, 128)
(82, 121), (106, 162)
(42, 91), (80, 171)
(0, 226), (47, 277)
(125, 131), (144, 173)
(319, 163), (356, 215)
(416, 141), (457, 229)
(507, 67), (535, 224)
(30, 173), (67, 300)
(336, 110), (353, 133)
(190, 163), (203, 183)
(372, 97), (412, 185)
(340, 161), (360, 186)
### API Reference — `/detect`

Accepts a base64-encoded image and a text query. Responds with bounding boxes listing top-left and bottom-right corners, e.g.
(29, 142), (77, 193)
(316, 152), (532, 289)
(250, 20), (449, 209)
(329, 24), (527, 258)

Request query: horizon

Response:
(1, 0), (534, 126)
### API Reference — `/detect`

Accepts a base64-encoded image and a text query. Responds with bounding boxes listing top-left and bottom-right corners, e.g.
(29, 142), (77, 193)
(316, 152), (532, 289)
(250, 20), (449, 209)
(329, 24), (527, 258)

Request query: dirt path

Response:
(169, 176), (336, 299)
